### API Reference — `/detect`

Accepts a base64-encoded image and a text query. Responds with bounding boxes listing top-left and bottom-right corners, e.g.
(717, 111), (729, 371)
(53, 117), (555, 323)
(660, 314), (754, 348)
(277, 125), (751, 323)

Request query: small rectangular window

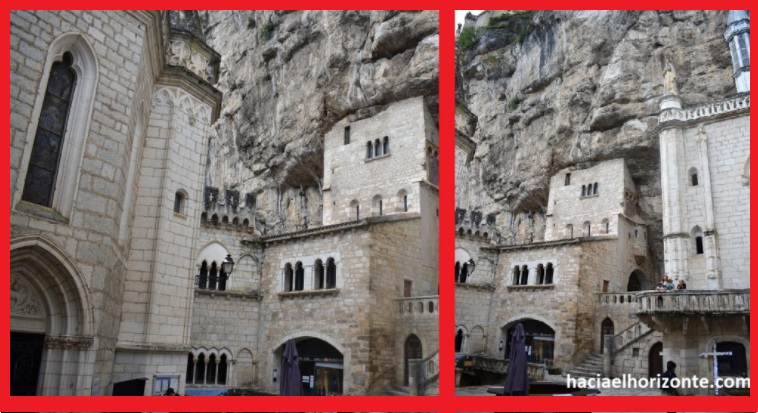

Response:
(565, 173), (571, 186)
(344, 126), (350, 145)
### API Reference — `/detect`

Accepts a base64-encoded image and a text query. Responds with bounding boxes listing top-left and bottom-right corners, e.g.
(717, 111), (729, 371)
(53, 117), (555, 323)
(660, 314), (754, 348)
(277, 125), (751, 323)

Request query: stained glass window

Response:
(22, 52), (77, 207)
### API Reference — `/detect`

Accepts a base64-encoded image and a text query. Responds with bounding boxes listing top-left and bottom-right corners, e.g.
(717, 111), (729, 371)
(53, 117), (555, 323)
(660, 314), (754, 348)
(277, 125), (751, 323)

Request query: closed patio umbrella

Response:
(503, 323), (529, 395)
(279, 339), (302, 396)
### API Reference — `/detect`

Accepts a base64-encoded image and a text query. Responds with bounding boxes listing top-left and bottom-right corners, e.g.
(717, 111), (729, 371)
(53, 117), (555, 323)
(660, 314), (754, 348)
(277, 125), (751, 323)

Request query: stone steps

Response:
(563, 353), (605, 378)
(385, 384), (411, 396)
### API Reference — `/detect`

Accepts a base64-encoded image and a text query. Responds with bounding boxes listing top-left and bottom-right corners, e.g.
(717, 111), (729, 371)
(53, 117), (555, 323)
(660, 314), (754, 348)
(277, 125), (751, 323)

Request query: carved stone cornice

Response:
(658, 94), (750, 126)
(45, 336), (94, 350)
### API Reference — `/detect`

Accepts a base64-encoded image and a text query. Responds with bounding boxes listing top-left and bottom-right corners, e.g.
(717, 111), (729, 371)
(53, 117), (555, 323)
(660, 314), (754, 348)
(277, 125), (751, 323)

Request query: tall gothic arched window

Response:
(23, 52), (77, 206)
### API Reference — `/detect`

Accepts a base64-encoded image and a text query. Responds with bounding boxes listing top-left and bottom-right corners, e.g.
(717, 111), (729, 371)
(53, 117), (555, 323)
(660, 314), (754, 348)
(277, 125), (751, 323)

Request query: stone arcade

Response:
(454, 10), (749, 395)
(10, 10), (439, 396)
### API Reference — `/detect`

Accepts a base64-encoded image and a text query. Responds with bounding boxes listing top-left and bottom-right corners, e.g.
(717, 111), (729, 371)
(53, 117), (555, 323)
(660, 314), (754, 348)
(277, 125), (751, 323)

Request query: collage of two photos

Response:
(6, 6), (752, 408)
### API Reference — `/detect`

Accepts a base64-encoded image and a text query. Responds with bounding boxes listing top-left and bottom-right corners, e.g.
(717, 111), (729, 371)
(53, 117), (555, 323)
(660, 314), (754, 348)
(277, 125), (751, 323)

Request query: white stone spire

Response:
(724, 10), (750, 93)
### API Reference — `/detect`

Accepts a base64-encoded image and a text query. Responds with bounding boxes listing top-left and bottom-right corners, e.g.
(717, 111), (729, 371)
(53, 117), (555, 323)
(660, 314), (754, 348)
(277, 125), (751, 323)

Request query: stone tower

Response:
(724, 10), (750, 93)
(657, 11), (751, 289)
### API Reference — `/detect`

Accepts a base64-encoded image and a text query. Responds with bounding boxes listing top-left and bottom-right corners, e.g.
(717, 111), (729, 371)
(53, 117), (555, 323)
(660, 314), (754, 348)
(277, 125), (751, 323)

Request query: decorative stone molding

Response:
(659, 95), (750, 124)
(151, 86), (212, 125)
(10, 275), (43, 318)
(506, 284), (555, 291)
(167, 39), (216, 83)
(455, 282), (495, 291)
(277, 288), (340, 299)
(636, 289), (750, 316)
(194, 288), (263, 301)
(45, 335), (94, 350)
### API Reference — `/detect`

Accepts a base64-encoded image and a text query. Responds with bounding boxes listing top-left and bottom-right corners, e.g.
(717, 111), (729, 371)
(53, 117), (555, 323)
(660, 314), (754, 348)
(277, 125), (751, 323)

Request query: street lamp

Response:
(222, 254), (235, 275)
(466, 258), (476, 276)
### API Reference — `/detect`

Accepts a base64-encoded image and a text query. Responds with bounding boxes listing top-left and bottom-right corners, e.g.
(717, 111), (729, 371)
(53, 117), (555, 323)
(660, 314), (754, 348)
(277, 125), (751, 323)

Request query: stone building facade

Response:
(455, 10), (750, 395)
(10, 10), (438, 396)
(455, 158), (655, 368)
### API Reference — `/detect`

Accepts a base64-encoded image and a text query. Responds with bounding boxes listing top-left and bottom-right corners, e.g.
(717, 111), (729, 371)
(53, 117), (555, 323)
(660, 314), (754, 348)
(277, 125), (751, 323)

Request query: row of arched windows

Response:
(367, 136), (390, 159)
(348, 190), (409, 220)
(512, 263), (554, 286)
(283, 258), (337, 292)
(186, 352), (228, 385)
(198, 260), (228, 291)
(581, 182), (599, 197)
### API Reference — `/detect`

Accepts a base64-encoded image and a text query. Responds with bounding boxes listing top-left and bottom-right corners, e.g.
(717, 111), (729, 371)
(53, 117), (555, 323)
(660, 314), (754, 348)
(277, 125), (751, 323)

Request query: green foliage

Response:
(457, 26), (481, 50)
(259, 21), (279, 41)
(485, 11), (534, 44)
(507, 97), (522, 111)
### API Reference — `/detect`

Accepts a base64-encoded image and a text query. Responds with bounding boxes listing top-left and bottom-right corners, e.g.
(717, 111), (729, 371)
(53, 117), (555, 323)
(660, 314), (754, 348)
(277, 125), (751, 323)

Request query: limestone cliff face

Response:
(457, 10), (735, 270)
(201, 10), (438, 233)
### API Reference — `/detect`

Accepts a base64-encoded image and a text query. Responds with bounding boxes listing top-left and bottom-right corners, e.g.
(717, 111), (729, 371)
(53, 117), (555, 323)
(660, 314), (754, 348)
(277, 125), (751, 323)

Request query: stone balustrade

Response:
(598, 292), (638, 306)
(409, 350), (438, 395)
(609, 321), (652, 354)
(659, 95), (750, 123)
(636, 289), (750, 315)
(396, 296), (438, 319)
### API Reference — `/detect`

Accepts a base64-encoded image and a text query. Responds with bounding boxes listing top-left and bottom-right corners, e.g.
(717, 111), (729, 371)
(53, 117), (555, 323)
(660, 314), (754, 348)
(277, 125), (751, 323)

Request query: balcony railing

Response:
(598, 292), (638, 306)
(396, 296), (438, 319)
(636, 289), (750, 316)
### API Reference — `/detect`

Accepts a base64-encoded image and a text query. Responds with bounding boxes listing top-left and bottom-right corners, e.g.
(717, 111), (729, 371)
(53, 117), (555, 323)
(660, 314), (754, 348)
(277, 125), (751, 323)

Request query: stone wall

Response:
(369, 217), (438, 390)
(611, 329), (663, 378)
(189, 292), (261, 387)
(488, 242), (583, 366)
(256, 224), (371, 394)
(545, 159), (632, 241)
(10, 10), (157, 395)
(682, 116), (750, 289)
(323, 97), (433, 225)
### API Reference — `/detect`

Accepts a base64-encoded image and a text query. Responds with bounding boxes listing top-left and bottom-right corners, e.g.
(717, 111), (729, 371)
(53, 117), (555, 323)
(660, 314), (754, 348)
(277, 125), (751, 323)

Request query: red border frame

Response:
(2, 3), (755, 412)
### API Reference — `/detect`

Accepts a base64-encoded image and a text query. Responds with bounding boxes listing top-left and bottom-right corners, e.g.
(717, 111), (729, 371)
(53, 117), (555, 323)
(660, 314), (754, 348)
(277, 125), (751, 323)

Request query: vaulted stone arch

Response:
(10, 236), (95, 395)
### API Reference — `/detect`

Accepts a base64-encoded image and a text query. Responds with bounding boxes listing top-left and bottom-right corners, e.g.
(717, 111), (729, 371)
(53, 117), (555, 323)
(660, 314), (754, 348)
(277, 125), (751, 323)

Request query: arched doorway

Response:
(714, 341), (748, 377)
(404, 334), (422, 386)
(10, 237), (94, 395)
(455, 329), (464, 353)
(649, 342), (663, 378)
(627, 270), (649, 291)
(503, 319), (555, 366)
(600, 318), (614, 354)
(275, 337), (344, 395)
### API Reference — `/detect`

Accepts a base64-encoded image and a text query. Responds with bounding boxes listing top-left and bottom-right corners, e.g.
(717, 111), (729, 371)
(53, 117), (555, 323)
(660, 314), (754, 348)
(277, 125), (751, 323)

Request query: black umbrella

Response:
(279, 339), (302, 396)
(503, 323), (529, 395)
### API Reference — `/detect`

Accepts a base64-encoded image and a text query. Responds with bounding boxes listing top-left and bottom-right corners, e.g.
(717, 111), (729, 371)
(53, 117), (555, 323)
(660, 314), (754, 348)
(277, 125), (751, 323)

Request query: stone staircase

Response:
(385, 384), (411, 395)
(563, 353), (604, 378)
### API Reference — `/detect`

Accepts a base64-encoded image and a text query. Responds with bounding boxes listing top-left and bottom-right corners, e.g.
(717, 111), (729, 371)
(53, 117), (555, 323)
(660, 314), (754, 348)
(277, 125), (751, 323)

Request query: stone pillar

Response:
(659, 96), (688, 281)
(696, 126), (721, 288)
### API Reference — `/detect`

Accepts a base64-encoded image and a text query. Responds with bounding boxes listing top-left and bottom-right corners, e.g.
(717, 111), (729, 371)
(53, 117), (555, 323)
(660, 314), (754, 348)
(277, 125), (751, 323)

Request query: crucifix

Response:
(699, 341), (732, 395)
